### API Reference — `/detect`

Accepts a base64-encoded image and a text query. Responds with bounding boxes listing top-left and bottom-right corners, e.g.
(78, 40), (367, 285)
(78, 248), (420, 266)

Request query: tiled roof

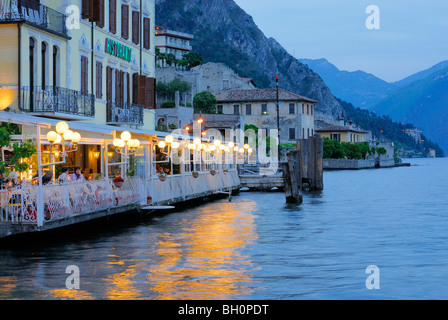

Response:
(211, 88), (318, 103)
(315, 120), (369, 134)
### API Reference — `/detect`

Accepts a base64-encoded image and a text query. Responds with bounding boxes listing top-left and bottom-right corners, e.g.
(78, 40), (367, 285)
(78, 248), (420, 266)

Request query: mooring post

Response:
(282, 162), (293, 202)
(314, 136), (324, 190)
(286, 149), (303, 204)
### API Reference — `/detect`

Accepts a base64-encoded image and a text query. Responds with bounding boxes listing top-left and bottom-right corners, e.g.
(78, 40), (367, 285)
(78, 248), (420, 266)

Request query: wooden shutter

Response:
(121, 5), (129, 39)
(127, 73), (130, 104)
(82, 0), (91, 20)
(106, 66), (113, 102)
(96, 0), (105, 27)
(138, 75), (146, 106)
(132, 11), (140, 45)
(96, 61), (102, 99)
(132, 73), (138, 104)
(109, 0), (116, 34)
(145, 77), (156, 109)
(143, 17), (150, 50)
(89, 0), (101, 23)
(81, 56), (88, 94)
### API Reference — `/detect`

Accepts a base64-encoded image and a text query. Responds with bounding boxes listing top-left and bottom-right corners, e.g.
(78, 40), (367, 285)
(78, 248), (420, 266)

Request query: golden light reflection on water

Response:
(34, 198), (261, 300)
(148, 200), (260, 300)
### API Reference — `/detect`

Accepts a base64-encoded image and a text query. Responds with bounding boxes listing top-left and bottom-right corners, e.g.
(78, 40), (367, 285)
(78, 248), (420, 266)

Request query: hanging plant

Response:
(158, 173), (167, 182)
(210, 169), (216, 176)
(113, 176), (124, 188)
(192, 171), (199, 178)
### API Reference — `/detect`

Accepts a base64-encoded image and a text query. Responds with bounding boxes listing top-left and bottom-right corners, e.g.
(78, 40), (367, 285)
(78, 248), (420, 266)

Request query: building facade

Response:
(155, 25), (193, 60)
(315, 120), (368, 143)
(0, 0), (157, 129)
(212, 88), (317, 143)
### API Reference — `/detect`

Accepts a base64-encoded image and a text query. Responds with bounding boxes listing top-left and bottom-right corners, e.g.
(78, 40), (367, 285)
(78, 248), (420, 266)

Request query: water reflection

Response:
(148, 200), (260, 300)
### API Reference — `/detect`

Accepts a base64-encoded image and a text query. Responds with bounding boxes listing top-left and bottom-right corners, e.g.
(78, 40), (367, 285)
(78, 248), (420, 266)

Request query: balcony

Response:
(0, 0), (69, 38)
(107, 102), (144, 126)
(21, 86), (95, 119)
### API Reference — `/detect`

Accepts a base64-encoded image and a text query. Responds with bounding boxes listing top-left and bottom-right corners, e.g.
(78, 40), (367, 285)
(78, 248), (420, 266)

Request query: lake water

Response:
(1, 158), (448, 300)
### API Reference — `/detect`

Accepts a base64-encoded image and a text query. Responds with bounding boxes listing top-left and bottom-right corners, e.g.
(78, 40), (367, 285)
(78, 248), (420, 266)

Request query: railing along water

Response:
(0, 177), (146, 225)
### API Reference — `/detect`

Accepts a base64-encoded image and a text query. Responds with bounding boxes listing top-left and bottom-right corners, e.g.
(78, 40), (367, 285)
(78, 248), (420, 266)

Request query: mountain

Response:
(299, 58), (396, 109)
(373, 67), (448, 153)
(393, 60), (448, 88)
(155, 0), (343, 117)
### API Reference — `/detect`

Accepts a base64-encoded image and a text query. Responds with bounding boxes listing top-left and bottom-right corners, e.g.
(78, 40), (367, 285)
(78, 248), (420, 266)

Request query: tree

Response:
(0, 122), (36, 176)
(193, 91), (217, 114)
(183, 52), (203, 70)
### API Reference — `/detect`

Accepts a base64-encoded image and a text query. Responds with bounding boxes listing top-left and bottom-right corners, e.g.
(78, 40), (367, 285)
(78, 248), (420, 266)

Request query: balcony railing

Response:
(0, 0), (68, 37)
(107, 101), (144, 126)
(21, 86), (95, 118)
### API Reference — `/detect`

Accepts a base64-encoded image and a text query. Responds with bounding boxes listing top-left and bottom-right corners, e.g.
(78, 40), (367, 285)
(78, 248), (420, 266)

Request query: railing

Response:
(107, 101), (144, 126)
(0, 0), (68, 37)
(0, 177), (146, 225)
(21, 86), (95, 118)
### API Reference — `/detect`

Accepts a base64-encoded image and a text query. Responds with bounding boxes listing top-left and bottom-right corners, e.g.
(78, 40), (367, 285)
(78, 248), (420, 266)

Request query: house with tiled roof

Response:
(315, 120), (369, 143)
(211, 88), (318, 143)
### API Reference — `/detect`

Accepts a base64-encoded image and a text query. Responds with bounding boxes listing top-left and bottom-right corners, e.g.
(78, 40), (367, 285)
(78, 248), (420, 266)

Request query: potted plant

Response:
(223, 169), (229, 173)
(158, 173), (167, 182)
(192, 171), (199, 178)
(113, 176), (124, 188)
(147, 195), (153, 205)
(210, 169), (216, 176)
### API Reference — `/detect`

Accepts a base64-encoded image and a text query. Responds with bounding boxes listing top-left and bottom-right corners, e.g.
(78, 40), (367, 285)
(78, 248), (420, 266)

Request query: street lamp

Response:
(46, 121), (81, 163)
(111, 131), (141, 176)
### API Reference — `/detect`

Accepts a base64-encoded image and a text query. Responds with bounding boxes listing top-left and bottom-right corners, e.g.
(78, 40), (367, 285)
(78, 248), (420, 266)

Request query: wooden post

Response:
(282, 162), (293, 202)
(314, 136), (324, 190)
(308, 136), (316, 189)
(285, 149), (302, 204)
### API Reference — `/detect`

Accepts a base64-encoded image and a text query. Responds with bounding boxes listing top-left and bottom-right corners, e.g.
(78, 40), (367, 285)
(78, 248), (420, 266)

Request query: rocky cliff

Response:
(155, 0), (343, 117)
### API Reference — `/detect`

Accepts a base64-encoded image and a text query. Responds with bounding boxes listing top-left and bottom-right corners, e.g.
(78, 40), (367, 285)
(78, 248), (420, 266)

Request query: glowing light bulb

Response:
(158, 141), (166, 149)
(193, 138), (201, 145)
(121, 131), (131, 142)
(54, 134), (62, 145)
(165, 135), (174, 144)
(228, 142), (235, 148)
(214, 140), (221, 147)
(55, 121), (69, 134)
(63, 130), (74, 141)
(171, 141), (180, 149)
(46, 131), (58, 143)
(71, 132), (81, 144)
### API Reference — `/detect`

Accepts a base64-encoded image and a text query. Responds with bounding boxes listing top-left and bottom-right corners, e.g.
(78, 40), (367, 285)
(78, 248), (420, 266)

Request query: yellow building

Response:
(0, 0), (156, 128)
(315, 120), (368, 143)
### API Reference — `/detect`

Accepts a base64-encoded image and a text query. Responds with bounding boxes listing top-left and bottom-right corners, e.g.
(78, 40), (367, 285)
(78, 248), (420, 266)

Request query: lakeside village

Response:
(0, 0), (424, 240)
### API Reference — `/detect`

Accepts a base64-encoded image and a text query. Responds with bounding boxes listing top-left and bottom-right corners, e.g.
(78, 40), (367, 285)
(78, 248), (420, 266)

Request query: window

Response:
(311, 104), (314, 115)
(95, 61), (103, 99)
(143, 17), (150, 50)
(246, 104), (252, 115)
(261, 104), (267, 114)
(109, 0), (116, 34)
(132, 11), (140, 45)
(289, 128), (295, 140)
(289, 103), (295, 114)
(233, 105), (240, 115)
(217, 105), (223, 114)
(81, 56), (89, 95)
(121, 5), (129, 39)
(302, 104), (305, 114)
(307, 104), (310, 115)
(330, 133), (341, 142)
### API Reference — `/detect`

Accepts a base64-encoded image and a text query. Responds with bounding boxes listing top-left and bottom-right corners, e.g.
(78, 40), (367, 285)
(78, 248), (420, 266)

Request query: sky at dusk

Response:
(234, 0), (448, 82)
